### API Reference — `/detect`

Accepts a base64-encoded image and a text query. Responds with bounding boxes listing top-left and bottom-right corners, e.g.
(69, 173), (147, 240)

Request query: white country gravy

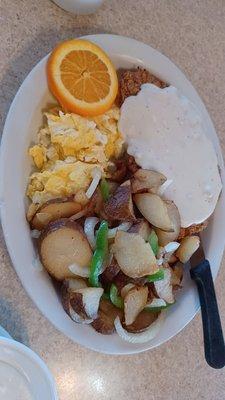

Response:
(119, 84), (222, 227)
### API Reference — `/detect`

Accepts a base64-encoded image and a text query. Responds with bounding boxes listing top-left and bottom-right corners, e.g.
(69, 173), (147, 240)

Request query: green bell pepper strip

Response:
(100, 178), (110, 202)
(144, 301), (175, 313)
(147, 268), (165, 282)
(89, 220), (108, 287)
(110, 284), (124, 309)
(148, 230), (159, 256)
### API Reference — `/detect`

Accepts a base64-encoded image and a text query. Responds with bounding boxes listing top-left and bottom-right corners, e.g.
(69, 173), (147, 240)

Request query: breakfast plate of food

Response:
(1, 34), (224, 354)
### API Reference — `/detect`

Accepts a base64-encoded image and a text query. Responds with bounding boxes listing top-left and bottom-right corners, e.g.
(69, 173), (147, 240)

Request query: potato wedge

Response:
(154, 267), (174, 304)
(61, 278), (87, 315)
(32, 212), (52, 229)
(125, 310), (159, 333)
(114, 231), (158, 278)
(168, 254), (178, 265)
(124, 286), (148, 325)
(104, 180), (136, 222)
(155, 201), (181, 246)
(26, 203), (39, 222)
(92, 299), (123, 334)
(112, 271), (145, 294)
(121, 283), (135, 299)
(31, 198), (82, 230)
(128, 219), (151, 241)
(171, 263), (183, 287)
(134, 193), (173, 232)
(61, 278), (93, 324)
(39, 219), (92, 280)
(70, 287), (103, 319)
(131, 169), (166, 194)
(62, 278), (87, 293)
(176, 236), (200, 263)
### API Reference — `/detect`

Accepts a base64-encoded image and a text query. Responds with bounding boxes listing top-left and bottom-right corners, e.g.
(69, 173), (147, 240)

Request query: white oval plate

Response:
(1, 34), (224, 354)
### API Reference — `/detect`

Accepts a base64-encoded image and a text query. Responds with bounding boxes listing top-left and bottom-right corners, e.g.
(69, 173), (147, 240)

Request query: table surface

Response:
(1, 1), (225, 399)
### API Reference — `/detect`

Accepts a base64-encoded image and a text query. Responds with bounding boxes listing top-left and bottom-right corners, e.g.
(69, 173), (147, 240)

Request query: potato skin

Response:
(124, 286), (148, 325)
(113, 271), (145, 294)
(131, 169), (166, 194)
(125, 310), (159, 333)
(128, 219), (151, 241)
(103, 181), (136, 222)
(109, 159), (127, 183)
(39, 218), (84, 242)
(100, 258), (120, 286)
(70, 292), (88, 319)
(61, 280), (91, 321)
(61, 280), (72, 316)
(31, 197), (81, 230)
(134, 193), (173, 232)
(92, 299), (123, 335)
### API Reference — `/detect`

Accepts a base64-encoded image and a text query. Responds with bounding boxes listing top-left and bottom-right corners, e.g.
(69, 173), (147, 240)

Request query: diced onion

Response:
(114, 312), (165, 343)
(84, 217), (99, 249)
(164, 242), (180, 263)
(69, 209), (87, 221)
(158, 179), (173, 196)
(68, 305), (93, 324)
(69, 263), (90, 278)
(107, 222), (132, 239)
(157, 242), (180, 265)
(146, 298), (167, 308)
(164, 241), (180, 253)
(86, 167), (102, 199)
(30, 229), (41, 239)
(78, 287), (104, 319)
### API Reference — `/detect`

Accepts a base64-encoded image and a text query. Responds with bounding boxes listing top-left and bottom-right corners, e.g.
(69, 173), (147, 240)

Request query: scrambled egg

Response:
(27, 106), (124, 205)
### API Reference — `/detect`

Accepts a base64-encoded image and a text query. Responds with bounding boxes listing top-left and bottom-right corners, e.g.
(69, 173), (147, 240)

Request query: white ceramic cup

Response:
(52, 0), (104, 15)
(0, 329), (58, 400)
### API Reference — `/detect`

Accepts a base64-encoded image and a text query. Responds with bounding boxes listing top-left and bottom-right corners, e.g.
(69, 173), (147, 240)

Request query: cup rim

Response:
(0, 337), (58, 399)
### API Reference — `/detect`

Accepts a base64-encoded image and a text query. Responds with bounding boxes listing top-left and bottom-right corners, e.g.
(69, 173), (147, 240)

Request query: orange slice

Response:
(47, 39), (118, 116)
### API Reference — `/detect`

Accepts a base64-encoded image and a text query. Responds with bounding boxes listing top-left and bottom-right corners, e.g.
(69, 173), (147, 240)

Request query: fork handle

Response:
(190, 259), (225, 369)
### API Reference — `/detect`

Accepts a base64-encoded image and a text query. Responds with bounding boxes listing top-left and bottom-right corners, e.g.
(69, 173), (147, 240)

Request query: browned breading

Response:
(126, 155), (139, 174)
(117, 67), (167, 106)
(178, 221), (208, 240)
(109, 159), (127, 182)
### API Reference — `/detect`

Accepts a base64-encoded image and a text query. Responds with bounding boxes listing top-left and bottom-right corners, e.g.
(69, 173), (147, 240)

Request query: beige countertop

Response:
(1, 0), (225, 399)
